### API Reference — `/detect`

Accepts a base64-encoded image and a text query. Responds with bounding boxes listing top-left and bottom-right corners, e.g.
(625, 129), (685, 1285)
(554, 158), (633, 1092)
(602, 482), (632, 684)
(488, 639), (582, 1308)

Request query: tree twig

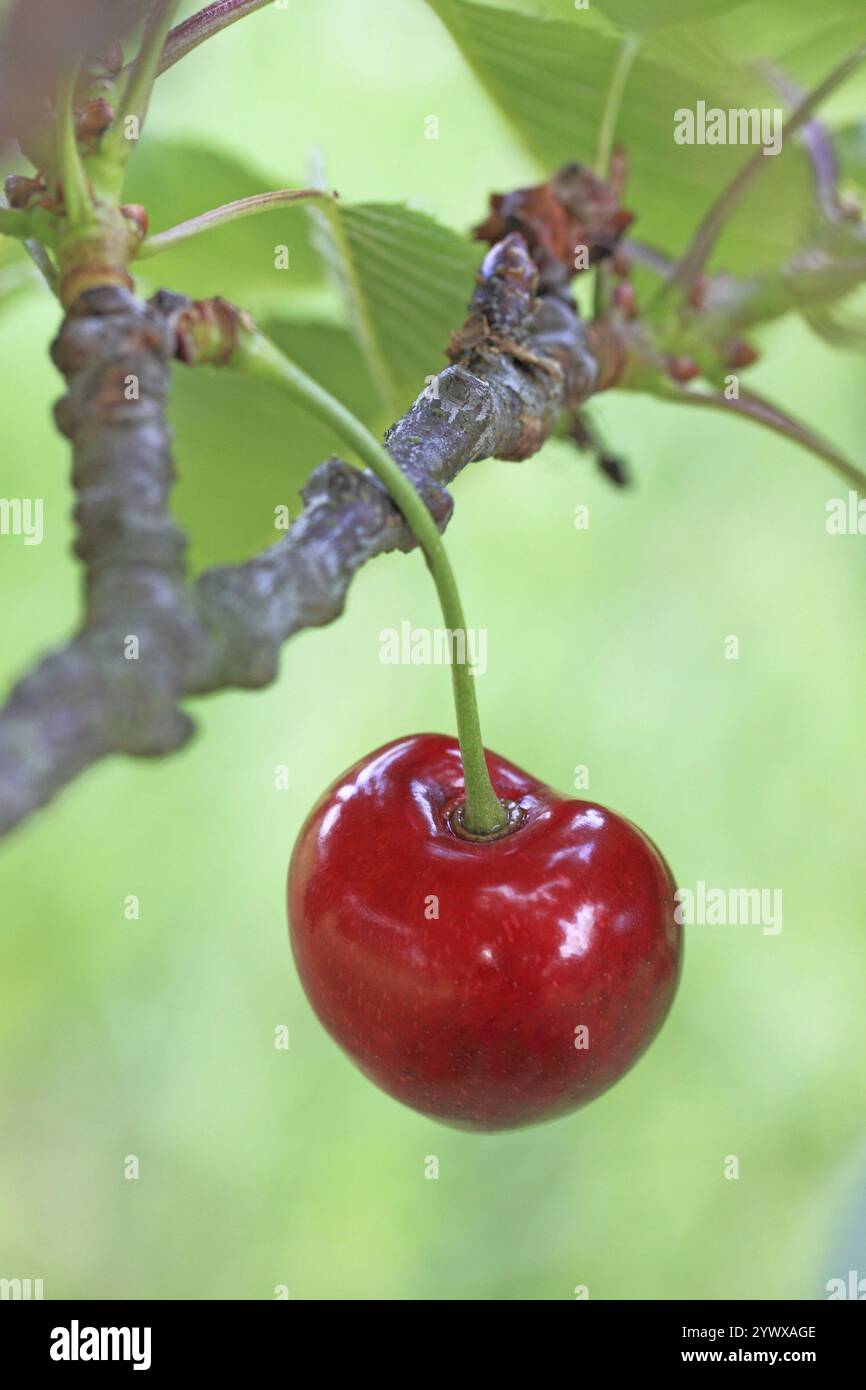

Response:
(659, 380), (866, 489)
(0, 235), (599, 837)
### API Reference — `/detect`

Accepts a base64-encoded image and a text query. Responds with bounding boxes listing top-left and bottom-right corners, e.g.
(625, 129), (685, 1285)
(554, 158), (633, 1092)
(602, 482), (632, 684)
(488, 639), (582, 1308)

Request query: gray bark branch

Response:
(0, 234), (599, 837)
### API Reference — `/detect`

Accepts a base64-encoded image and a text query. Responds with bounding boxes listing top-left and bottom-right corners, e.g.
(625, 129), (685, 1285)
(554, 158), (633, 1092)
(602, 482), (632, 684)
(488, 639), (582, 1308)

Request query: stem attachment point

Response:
(448, 799), (527, 844)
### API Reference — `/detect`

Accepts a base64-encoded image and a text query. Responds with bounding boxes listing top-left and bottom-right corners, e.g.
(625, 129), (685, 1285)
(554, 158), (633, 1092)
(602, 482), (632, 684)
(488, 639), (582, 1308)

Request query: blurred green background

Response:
(1, 0), (865, 1300)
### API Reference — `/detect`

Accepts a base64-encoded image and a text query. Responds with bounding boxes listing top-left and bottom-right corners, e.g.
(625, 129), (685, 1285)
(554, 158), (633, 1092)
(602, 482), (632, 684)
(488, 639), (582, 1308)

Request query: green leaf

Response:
(125, 140), (326, 311)
(309, 199), (482, 417)
(481, 0), (753, 33)
(695, 0), (866, 87)
(424, 0), (819, 275)
(484, 0), (866, 53)
(599, 0), (752, 28)
(169, 322), (380, 572)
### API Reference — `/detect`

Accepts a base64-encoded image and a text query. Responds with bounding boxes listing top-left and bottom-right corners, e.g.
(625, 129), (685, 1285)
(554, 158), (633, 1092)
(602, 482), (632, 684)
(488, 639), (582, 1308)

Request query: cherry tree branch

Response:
(1, 215), (862, 837)
(0, 236), (599, 837)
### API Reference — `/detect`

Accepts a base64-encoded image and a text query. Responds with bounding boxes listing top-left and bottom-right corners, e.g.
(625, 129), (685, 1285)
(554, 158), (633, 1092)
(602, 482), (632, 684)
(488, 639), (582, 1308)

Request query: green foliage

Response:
(599, 0), (751, 27)
(126, 142), (482, 421)
(310, 200), (481, 417)
(701, 0), (866, 85)
(425, 0), (816, 274)
(1, 0), (865, 1305)
(486, 0), (752, 31)
(170, 320), (379, 570)
(125, 140), (325, 309)
(2, 294), (865, 1299)
(148, 177), (483, 550)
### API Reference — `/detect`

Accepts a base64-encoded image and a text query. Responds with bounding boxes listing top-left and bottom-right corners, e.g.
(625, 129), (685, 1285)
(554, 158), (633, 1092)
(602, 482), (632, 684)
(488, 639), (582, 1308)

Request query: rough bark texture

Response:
(0, 233), (606, 837)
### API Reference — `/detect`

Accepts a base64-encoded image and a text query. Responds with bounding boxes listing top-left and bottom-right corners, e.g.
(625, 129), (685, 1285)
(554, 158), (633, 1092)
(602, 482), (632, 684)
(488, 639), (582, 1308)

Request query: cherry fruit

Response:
(288, 734), (681, 1131)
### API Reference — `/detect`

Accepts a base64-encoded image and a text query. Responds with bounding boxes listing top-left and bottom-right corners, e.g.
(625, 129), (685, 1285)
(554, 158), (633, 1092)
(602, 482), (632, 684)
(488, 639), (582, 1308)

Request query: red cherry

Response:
(288, 734), (682, 1131)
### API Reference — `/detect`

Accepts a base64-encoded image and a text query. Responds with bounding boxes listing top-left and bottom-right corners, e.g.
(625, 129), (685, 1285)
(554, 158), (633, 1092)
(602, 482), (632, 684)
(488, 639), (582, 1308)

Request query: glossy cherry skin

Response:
(288, 734), (681, 1131)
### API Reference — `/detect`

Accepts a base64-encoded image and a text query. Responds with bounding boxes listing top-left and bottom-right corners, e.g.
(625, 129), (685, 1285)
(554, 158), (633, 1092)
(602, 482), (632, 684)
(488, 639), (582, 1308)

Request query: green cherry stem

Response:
(231, 328), (509, 836)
